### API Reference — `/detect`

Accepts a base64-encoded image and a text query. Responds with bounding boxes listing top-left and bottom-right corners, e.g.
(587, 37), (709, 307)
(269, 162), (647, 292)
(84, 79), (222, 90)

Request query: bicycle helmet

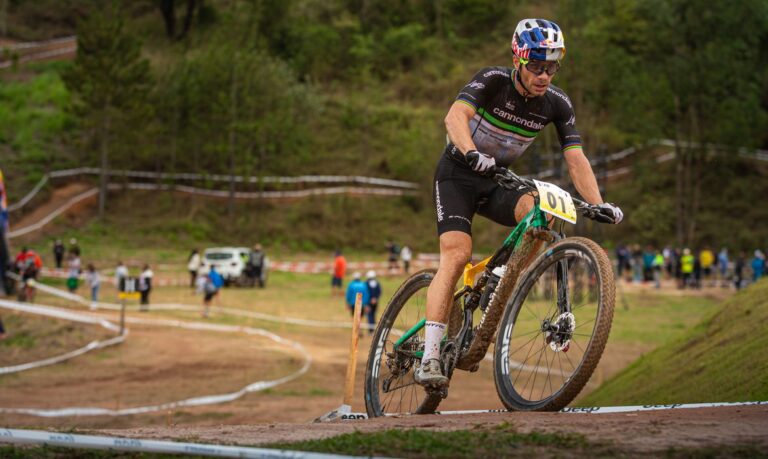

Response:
(512, 18), (565, 61)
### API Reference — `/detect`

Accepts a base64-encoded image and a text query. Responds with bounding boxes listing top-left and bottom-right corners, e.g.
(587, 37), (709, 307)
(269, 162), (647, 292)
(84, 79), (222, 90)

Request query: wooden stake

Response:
(342, 292), (363, 407)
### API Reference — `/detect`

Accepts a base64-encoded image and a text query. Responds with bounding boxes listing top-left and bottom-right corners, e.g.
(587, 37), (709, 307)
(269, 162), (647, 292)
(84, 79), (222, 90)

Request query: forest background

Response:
(1, 0), (767, 252)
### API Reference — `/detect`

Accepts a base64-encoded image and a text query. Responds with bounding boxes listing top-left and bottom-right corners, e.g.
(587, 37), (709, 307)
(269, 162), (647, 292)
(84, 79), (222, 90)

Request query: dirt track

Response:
(99, 405), (768, 453)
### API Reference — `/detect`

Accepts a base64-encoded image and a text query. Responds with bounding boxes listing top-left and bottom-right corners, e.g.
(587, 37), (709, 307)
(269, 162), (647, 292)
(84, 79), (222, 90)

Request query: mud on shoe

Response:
(414, 359), (448, 387)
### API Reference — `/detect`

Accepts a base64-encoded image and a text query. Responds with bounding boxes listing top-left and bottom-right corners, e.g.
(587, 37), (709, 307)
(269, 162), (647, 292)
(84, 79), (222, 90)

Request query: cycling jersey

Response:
(453, 66), (582, 166)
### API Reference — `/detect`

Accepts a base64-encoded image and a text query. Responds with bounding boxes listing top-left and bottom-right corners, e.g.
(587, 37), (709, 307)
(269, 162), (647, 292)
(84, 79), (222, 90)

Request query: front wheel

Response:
(493, 237), (615, 411)
(364, 269), (461, 417)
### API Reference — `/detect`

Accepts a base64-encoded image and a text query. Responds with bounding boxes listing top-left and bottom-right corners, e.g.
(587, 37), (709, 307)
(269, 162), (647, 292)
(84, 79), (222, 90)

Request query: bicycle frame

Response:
(393, 200), (551, 350)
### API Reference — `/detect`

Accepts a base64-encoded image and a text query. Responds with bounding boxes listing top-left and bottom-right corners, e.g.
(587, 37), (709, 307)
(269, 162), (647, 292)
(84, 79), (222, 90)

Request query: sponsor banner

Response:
(0, 428), (363, 459)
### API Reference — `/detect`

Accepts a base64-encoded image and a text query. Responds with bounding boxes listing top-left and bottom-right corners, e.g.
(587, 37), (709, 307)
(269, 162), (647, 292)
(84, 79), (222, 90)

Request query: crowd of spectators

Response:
(615, 244), (766, 290)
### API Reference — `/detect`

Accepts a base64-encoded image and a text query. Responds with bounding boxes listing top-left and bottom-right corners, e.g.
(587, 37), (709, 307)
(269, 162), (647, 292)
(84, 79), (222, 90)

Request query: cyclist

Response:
(415, 19), (624, 387)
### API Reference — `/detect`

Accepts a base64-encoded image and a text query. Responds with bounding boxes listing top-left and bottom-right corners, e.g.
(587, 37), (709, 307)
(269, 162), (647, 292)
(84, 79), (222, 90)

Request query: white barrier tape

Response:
(3, 36), (77, 51)
(0, 45), (77, 69)
(124, 182), (418, 198)
(0, 428), (367, 459)
(28, 274), (377, 330)
(0, 304), (312, 417)
(0, 300), (124, 375)
(6, 175), (49, 212)
(8, 169), (420, 212)
(7, 187), (99, 238)
(324, 400), (768, 420)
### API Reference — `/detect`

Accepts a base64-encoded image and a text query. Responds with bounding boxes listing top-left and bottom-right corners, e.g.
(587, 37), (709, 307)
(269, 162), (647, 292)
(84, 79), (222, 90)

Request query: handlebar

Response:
(490, 166), (613, 223)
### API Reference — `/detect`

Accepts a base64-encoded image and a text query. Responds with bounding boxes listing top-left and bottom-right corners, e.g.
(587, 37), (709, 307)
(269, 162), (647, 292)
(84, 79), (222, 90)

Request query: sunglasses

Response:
(520, 58), (561, 76)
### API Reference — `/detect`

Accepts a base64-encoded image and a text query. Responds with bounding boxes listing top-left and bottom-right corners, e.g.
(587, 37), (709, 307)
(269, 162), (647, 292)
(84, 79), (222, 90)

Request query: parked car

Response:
(200, 247), (250, 286)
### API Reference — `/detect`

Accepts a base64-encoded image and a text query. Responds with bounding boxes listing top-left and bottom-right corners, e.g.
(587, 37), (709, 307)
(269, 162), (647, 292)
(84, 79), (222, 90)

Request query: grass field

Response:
(582, 278), (768, 406)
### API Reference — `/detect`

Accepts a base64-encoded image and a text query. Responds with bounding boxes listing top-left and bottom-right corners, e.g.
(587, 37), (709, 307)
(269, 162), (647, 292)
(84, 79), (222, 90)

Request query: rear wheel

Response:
(364, 269), (461, 417)
(493, 237), (614, 411)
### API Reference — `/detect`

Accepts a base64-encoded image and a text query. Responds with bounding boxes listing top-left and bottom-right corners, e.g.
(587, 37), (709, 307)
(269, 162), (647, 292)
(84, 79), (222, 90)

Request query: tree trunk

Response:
(227, 57), (239, 217)
(0, 0), (7, 37)
(178, 0), (197, 40)
(673, 95), (685, 246)
(159, 0), (176, 40)
(99, 111), (111, 219)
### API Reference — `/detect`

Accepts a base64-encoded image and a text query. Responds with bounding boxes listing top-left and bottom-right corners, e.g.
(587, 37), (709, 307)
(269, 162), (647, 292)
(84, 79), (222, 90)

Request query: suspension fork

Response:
(556, 259), (571, 313)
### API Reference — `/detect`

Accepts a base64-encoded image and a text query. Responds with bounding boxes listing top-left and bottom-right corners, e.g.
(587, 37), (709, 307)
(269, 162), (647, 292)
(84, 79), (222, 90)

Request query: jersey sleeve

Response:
(551, 89), (583, 153)
(455, 67), (509, 112)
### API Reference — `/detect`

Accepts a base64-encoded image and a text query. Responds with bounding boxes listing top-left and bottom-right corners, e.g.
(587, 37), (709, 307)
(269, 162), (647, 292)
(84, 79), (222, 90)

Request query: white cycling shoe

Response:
(414, 359), (448, 387)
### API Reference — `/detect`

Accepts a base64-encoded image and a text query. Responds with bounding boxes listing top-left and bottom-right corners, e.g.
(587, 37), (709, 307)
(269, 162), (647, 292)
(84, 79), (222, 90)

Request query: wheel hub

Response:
(542, 312), (575, 352)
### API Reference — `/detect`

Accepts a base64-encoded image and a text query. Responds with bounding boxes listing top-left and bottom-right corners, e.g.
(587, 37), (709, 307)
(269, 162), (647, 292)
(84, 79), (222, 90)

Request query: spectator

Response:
(673, 248), (683, 288)
(208, 264), (224, 308)
(642, 245), (655, 283)
(751, 250), (765, 282)
(66, 250), (81, 293)
(717, 248), (729, 287)
(345, 272), (370, 317)
(248, 243), (266, 288)
(365, 270), (382, 334)
(680, 248), (694, 289)
(53, 239), (65, 269)
(734, 251), (746, 290)
(115, 261), (129, 291)
(331, 250), (347, 296)
(69, 238), (80, 257)
(652, 250), (665, 289)
(663, 245), (674, 279)
(400, 245), (413, 275)
(187, 249), (201, 288)
(85, 263), (100, 310)
(693, 252), (702, 289)
(700, 247), (714, 286)
(139, 264), (153, 309)
(386, 240), (400, 273)
(615, 244), (630, 280)
(631, 244), (643, 283)
(201, 271), (220, 318)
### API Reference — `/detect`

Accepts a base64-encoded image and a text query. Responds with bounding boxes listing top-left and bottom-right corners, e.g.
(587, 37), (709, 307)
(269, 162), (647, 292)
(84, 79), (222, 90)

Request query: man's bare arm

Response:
(564, 148), (603, 205)
(444, 102), (478, 155)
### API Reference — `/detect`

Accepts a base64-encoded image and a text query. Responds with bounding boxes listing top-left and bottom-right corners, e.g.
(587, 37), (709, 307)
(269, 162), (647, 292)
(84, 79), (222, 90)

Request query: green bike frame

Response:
(393, 201), (550, 351)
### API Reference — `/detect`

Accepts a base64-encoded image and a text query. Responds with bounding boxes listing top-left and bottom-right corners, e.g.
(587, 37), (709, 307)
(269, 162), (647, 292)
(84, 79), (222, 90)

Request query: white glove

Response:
(598, 203), (623, 224)
(465, 150), (496, 175)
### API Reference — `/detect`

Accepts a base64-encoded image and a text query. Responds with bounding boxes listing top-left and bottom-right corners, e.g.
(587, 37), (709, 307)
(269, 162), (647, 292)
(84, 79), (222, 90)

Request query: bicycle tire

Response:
(364, 269), (462, 417)
(493, 237), (615, 411)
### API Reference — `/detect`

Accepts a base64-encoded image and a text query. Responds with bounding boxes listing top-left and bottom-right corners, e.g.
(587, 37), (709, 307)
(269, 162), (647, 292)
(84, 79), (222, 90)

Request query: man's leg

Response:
(416, 231), (471, 386)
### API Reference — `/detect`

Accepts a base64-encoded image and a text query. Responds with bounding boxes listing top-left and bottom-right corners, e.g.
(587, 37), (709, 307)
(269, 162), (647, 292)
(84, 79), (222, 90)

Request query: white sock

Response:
(422, 321), (446, 364)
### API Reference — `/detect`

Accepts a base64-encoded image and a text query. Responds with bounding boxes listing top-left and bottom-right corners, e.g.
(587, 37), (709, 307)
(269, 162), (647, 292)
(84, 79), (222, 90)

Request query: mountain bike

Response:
(364, 167), (616, 416)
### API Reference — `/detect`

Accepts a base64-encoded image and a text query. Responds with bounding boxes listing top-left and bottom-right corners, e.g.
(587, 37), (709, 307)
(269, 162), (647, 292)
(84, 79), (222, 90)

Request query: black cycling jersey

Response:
(453, 66), (582, 167)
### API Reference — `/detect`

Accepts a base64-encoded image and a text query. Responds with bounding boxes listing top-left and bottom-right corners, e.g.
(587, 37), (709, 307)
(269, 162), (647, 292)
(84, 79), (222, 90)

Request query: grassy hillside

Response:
(581, 279), (768, 406)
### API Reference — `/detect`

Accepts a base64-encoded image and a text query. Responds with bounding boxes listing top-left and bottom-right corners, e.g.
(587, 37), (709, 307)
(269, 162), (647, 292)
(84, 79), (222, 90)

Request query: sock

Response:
(422, 321), (446, 364)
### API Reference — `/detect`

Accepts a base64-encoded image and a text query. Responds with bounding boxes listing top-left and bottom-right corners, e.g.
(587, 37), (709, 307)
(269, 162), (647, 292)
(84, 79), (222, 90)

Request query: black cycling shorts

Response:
(433, 148), (527, 236)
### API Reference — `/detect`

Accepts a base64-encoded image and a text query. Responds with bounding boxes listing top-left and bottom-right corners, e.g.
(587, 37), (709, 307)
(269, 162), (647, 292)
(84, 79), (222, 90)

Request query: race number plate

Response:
(533, 180), (578, 224)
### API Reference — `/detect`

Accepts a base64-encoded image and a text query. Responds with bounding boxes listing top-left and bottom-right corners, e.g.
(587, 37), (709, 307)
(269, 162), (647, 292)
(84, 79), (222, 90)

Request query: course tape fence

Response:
(8, 168), (419, 212)
(329, 400), (768, 420)
(0, 428), (369, 459)
(0, 278), (312, 417)
(6, 182), (417, 238)
(0, 299), (125, 375)
(0, 36), (77, 70)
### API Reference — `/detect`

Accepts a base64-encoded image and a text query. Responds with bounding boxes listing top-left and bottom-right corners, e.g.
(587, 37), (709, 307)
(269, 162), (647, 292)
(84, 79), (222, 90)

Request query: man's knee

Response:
(439, 232), (472, 271)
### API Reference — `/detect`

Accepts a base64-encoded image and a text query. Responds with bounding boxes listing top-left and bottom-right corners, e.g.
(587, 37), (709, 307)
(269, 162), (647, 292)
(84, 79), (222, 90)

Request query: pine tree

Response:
(63, 7), (152, 218)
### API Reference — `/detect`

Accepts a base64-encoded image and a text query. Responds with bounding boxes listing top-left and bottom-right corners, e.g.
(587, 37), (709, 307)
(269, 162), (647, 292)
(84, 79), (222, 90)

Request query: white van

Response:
(201, 247), (250, 285)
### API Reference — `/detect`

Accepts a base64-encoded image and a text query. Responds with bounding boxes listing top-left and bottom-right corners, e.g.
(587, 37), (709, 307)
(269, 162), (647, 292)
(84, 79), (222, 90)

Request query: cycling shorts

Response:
(433, 147), (527, 236)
